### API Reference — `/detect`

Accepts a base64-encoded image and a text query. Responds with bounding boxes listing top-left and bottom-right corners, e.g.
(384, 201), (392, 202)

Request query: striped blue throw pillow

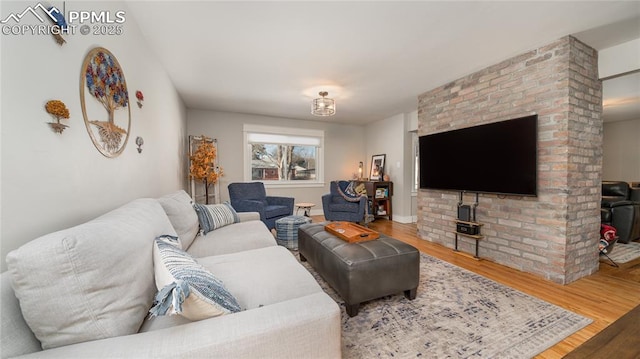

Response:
(193, 202), (240, 234)
(150, 235), (242, 320)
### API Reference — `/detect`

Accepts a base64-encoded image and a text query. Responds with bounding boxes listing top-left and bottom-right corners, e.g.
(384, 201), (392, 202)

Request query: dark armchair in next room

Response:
(601, 181), (640, 243)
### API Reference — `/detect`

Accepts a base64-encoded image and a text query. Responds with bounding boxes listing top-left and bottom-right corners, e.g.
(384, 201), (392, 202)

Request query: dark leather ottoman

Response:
(298, 223), (420, 317)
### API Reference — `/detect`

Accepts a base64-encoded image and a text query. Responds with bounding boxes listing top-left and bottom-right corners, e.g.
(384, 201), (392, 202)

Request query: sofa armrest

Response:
(237, 212), (260, 222)
(321, 194), (332, 210)
(14, 293), (341, 359)
(1, 274), (42, 358)
(266, 196), (294, 210)
(357, 195), (368, 210)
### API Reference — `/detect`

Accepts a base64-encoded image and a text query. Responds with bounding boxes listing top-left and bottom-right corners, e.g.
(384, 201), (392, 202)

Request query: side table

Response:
(295, 202), (315, 217)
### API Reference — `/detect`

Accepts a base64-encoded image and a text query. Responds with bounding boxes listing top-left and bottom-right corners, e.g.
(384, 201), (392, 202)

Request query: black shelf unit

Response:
(454, 192), (484, 259)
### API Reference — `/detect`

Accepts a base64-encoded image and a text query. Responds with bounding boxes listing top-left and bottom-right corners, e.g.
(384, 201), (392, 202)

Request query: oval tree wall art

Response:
(80, 47), (131, 157)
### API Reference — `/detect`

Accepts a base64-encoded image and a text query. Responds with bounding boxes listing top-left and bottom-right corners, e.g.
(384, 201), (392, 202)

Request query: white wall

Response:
(365, 112), (416, 223)
(407, 110), (419, 222)
(0, 1), (187, 271)
(187, 110), (366, 214)
(602, 118), (640, 182)
(599, 38), (640, 79)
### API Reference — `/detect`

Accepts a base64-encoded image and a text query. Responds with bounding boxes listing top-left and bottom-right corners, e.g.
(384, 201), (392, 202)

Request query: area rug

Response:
(601, 241), (640, 264)
(295, 252), (592, 358)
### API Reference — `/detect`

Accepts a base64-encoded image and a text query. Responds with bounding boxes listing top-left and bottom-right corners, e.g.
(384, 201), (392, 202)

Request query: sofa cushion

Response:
(193, 202), (239, 234)
(150, 235), (242, 321)
(1, 274), (41, 357)
(197, 246), (322, 310)
(140, 246), (323, 333)
(602, 181), (631, 199)
(6, 199), (176, 349)
(186, 220), (276, 258)
(228, 182), (267, 201)
(329, 202), (359, 213)
(157, 190), (200, 249)
(264, 205), (290, 219)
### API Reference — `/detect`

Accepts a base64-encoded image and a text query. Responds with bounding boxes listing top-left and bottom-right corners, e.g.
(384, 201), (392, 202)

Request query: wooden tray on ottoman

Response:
(324, 222), (379, 243)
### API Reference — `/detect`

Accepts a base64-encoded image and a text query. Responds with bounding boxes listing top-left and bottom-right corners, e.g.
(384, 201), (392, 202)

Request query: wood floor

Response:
(563, 304), (640, 359)
(311, 216), (640, 358)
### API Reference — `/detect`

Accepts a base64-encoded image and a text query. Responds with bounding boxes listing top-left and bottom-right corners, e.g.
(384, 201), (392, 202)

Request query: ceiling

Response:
(127, 1), (640, 125)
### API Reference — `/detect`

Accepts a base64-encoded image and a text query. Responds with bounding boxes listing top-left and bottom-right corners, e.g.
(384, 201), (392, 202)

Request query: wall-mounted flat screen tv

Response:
(419, 114), (537, 196)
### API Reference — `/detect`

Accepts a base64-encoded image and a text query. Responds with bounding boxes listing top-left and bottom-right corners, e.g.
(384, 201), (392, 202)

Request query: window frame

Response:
(243, 124), (325, 188)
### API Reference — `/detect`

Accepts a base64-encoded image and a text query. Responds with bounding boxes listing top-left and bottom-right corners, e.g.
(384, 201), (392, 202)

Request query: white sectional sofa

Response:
(1, 190), (341, 358)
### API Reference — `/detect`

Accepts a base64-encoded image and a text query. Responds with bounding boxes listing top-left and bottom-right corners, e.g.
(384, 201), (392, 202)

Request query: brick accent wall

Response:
(417, 36), (602, 284)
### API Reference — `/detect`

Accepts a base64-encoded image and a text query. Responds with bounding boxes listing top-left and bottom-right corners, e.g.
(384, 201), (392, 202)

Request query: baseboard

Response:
(303, 208), (324, 217)
(393, 215), (416, 224)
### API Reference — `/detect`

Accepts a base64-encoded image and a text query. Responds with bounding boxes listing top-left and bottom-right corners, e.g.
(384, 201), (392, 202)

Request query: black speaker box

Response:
(457, 205), (471, 222)
(456, 222), (479, 235)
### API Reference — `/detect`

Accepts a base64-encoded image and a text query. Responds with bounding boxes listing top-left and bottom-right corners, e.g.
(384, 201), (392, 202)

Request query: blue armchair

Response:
(322, 181), (367, 223)
(228, 182), (294, 230)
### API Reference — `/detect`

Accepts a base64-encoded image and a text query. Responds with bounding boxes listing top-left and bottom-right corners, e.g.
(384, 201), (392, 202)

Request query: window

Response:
(243, 124), (324, 187)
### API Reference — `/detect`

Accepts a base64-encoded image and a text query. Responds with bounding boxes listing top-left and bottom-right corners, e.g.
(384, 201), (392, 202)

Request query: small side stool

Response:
(275, 215), (312, 250)
(295, 202), (315, 217)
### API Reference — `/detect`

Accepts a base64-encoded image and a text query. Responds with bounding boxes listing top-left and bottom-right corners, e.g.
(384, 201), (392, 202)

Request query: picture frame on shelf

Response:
(370, 154), (386, 181)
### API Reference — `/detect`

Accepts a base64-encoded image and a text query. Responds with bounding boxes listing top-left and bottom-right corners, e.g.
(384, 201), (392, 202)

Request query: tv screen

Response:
(419, 115), (537, 196)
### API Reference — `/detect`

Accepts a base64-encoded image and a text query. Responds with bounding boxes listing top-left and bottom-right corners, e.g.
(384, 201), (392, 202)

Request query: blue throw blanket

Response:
(335, 181), (373, 223)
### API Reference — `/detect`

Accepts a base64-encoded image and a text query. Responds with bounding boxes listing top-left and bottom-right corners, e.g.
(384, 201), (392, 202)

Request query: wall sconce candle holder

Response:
(136, 136), (144, 153)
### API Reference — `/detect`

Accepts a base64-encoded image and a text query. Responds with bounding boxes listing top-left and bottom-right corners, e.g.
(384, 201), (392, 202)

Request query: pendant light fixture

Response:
(311, 91), (336, 116)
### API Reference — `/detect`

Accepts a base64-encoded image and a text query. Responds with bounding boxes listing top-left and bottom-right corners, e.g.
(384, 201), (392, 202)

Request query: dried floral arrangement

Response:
(190, 136), (223, 204)
(45, 100), (70, 133)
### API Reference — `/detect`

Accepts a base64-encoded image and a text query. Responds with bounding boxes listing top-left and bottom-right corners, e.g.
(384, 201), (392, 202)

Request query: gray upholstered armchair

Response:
(228, 182), (294, 230)
(322, 180), (367, 223)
